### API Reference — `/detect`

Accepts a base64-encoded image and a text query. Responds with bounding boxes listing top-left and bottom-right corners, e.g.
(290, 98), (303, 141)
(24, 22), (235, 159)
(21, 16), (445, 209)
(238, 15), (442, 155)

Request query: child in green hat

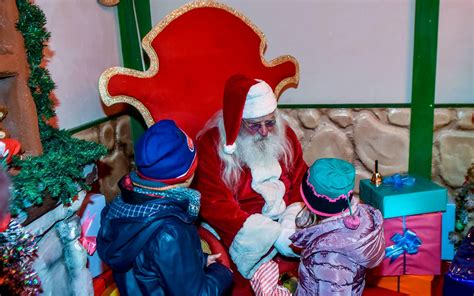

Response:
(290, 158), (385, 296)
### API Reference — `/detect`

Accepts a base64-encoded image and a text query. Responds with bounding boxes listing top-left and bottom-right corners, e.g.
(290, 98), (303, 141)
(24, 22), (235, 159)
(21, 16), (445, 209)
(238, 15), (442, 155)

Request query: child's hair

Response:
(295, 206), (316, 229)
(296, 206), (326, 229)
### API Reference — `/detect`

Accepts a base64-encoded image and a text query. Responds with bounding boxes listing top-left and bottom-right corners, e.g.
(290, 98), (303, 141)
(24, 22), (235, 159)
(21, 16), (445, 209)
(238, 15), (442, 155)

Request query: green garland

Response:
(449, 165), (474, 248)
(16, 0), (55, 121)
(11, 0), (107, 215)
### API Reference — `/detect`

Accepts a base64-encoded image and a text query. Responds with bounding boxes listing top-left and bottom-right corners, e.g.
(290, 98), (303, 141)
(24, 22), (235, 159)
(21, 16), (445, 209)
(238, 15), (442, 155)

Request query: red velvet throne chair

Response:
(98, 0), (298, 270)
(98, 1), (299, 139)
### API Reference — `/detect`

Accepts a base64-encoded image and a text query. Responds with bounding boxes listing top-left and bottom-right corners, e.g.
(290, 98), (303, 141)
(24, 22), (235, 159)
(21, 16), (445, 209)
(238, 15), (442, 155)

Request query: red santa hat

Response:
(223, 74), (278, 154)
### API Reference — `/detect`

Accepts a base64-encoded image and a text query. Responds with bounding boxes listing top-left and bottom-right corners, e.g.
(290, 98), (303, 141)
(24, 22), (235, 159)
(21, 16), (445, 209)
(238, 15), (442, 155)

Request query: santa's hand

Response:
(274, 202), (304, 258)
(274, 227), (299, 257)
(229, 214), (281, 279)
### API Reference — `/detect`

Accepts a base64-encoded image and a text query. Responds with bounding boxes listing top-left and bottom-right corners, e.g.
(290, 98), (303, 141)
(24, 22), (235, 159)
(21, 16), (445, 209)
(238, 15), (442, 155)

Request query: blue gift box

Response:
(359, 174), (447, 218)
(441, 202), (456, 260)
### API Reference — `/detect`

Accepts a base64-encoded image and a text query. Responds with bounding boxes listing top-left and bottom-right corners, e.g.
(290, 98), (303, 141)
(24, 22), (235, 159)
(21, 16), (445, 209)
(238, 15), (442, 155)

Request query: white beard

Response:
(235, 122), (288, 170)
(233, 116), (291, 219)
(202, 110), (293, 193)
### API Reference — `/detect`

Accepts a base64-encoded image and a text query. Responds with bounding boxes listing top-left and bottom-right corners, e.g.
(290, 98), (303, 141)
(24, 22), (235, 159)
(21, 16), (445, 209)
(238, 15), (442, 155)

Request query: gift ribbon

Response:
(385, 216), (422, 263)
(383, 174), (416, 188)
(79, 213), (97, 256)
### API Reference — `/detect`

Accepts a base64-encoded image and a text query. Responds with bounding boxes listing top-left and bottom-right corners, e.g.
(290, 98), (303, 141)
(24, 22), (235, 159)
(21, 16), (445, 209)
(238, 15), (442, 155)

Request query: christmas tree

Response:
(449, 163), (474, 247)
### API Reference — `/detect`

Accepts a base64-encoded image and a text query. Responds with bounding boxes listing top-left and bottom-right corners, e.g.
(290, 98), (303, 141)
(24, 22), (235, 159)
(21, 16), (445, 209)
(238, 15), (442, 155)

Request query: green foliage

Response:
(15, 0), (49, 65)
(28, 67), (56, 120)
(16, 0), (55, 122)
(10, 138), (106, 214)
(10, 0), (107, 215)
(449, 165), (474, 248)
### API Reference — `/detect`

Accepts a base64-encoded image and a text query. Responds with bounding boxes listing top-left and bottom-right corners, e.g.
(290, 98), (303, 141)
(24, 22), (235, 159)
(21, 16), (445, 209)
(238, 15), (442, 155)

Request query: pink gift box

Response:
(372, 212), (442, 276)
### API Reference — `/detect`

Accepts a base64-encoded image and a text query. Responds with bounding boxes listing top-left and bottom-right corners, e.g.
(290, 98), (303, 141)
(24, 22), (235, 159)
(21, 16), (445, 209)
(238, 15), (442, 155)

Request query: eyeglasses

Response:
(242, 119), (277, 132)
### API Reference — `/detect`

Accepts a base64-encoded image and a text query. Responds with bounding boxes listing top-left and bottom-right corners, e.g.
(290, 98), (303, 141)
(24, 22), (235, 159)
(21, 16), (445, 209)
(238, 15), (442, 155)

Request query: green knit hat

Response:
(300, 158), (355, 217)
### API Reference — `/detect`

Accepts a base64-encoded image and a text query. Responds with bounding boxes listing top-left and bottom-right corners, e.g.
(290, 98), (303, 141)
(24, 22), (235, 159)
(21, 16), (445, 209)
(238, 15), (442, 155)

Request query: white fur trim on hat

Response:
(223, 143), (236, 154)
(242, 80), (277, 119)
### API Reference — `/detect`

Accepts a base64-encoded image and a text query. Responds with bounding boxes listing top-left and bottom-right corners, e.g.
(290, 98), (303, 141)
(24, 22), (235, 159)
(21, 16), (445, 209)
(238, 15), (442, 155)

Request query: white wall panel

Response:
(151, 0), (416, 104)
(436, 0), (473, 104)
(36, 0), (122, 129)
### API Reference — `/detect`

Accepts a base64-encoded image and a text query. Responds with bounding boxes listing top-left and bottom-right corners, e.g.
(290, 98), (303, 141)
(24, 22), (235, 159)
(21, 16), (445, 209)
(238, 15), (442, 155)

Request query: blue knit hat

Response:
(300, 158), (355, 217)
(135, 120), (197, 184)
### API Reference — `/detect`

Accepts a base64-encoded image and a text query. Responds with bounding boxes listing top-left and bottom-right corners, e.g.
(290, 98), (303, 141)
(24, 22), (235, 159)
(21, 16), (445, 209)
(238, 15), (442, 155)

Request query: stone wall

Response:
(73, 115), (134, 202)
(72, 109), (473, 200)
(433, 109), (474, 190)
(280, 107), (474, 196)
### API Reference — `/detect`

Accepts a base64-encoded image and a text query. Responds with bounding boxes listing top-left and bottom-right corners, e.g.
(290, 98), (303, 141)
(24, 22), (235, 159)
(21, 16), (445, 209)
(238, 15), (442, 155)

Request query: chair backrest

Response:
(99, 1), (299, 139)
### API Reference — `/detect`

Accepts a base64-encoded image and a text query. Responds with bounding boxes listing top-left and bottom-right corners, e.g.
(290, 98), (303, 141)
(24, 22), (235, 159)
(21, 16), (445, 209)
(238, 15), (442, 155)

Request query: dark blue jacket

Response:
(97, 175), (232, 296)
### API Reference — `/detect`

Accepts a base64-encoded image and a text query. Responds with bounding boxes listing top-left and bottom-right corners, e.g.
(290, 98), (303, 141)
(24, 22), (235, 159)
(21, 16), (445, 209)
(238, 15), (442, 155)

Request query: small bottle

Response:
(370, 160), (383, 187)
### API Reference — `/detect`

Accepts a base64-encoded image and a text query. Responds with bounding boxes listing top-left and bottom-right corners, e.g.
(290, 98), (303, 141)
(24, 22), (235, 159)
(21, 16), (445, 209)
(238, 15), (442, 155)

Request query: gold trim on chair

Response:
(98, 0), (299, 127)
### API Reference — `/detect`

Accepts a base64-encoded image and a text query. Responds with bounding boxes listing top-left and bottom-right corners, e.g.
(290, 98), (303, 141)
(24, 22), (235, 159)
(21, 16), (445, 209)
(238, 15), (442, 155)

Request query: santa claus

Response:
(193, 74), (308, 295)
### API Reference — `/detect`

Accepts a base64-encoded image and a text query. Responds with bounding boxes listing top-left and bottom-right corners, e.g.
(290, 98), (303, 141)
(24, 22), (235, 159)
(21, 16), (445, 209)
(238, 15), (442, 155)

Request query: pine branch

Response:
(10, 0), (107, 215)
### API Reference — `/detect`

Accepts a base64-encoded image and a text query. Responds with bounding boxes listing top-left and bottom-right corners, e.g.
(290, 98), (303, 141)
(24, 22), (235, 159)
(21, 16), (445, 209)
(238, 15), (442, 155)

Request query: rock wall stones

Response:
(72, 109), (472, 198)
(354, 112), (409, 175)
(433, 108), (474, 189)
(73, 115), (134, 202)
(458, 110), (474, 130)
(281, 107), (474, 195)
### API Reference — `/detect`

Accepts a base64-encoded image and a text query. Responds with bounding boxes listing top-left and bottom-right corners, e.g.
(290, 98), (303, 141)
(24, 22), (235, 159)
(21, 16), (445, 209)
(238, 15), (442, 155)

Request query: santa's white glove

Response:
(274, 202), (304, 258)
(274, 227), (299, 258)
(229, 214), (281, 279)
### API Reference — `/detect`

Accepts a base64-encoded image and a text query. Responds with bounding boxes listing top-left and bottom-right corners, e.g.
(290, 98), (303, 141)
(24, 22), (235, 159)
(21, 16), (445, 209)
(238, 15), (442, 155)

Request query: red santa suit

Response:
(194, 124), (307, 295)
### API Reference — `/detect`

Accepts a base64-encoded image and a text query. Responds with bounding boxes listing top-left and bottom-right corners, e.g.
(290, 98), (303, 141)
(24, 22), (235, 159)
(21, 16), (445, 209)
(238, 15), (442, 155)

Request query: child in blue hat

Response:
(97, 120), (232, 296)
(290, 158), (385, 296)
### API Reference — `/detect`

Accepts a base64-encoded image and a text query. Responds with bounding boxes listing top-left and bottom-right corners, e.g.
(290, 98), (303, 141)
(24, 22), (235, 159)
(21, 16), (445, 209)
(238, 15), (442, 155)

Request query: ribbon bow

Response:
(385, 216), (422, 263)
(79, 213), (97, 256)
(383, 174), (416, 188)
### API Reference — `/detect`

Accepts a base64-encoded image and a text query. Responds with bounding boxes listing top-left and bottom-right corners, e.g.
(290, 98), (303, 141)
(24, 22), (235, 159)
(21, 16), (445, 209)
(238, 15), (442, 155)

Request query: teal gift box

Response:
(359, 174), (447, 218)
(441, 202), (455, 260)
